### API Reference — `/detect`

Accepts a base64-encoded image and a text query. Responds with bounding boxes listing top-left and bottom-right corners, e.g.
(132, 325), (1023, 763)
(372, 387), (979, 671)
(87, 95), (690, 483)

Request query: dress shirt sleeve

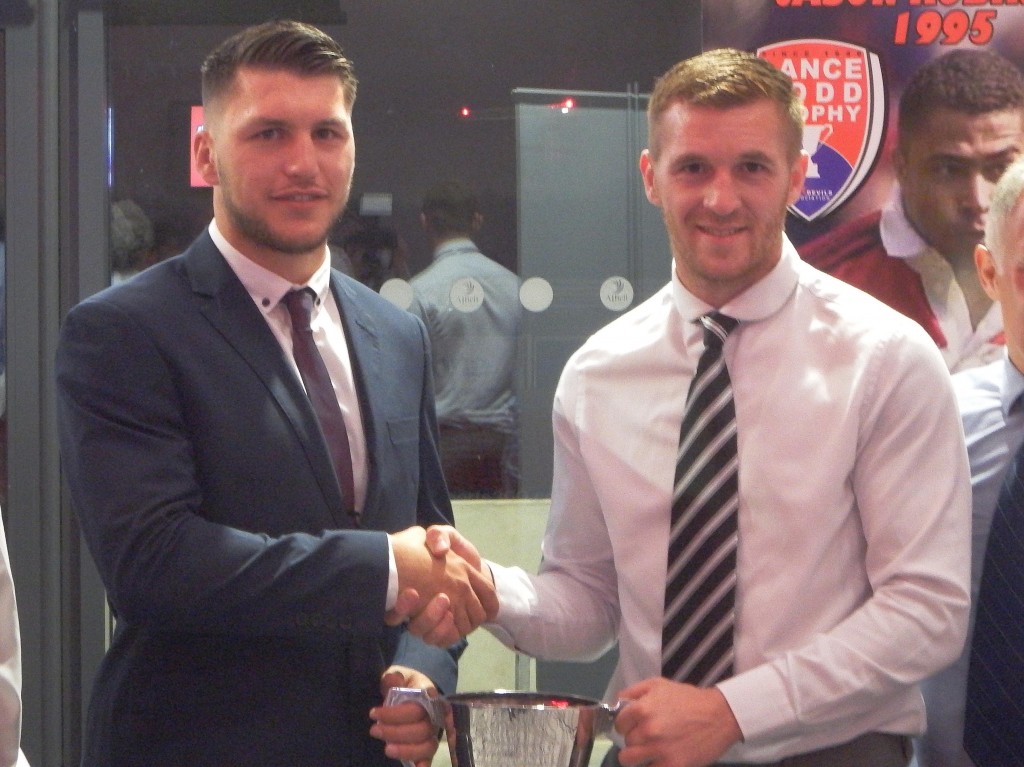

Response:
(718, 330), (972, 749)
(0, 513), (22, 767)
(484, 361), (620, 660)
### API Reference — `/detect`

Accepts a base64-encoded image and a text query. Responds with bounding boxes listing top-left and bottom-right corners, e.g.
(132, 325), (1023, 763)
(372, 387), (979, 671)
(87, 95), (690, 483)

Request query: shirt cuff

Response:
(480, 559), (534, 649)
(716, 663), (794, 743)
(385, 536), (398, 611)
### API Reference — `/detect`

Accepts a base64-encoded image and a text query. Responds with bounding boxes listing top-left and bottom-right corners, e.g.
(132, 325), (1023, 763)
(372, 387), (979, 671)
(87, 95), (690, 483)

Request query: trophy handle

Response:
(596, 698), (631, 736)
(383, 686), (446, 767)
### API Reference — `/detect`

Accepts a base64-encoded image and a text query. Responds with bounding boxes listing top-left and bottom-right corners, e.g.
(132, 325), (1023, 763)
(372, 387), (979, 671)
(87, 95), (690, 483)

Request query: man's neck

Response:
(433, 235), (475, 256)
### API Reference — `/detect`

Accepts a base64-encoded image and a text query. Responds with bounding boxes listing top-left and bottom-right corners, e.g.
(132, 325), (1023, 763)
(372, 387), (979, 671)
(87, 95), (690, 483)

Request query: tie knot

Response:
(699, 312), (738, 349)
(283, 288), (317, 331)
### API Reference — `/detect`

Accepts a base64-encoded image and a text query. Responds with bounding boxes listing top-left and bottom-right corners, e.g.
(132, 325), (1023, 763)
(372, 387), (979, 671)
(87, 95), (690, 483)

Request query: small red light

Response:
(459, 107), (471, 118)
(563, 98), (575, 110)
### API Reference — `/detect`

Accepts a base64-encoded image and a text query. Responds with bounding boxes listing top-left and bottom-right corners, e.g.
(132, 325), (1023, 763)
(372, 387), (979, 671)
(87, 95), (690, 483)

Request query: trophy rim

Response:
(445, 690), (603, 710)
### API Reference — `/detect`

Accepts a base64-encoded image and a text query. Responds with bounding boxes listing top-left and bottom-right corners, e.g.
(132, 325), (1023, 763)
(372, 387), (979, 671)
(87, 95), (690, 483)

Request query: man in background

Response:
(800, 50), (1024, 372)
(916, 156), (1024, 767)
(410, 180), (522, 497)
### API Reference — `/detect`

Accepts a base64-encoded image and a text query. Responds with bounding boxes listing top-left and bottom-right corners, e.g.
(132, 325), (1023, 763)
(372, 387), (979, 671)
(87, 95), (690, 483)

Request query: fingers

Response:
(426, 525), (484, 570)
(405, 593), (461, 647)
(391, 525), (498, 643)
(372, 667), (441, 766)
(443, 559), (497, 637)
(469, 563), (498, 619)
(369, 703), (439, 765)
(423, 525), (453, 557)
(385, 587), (422, 627)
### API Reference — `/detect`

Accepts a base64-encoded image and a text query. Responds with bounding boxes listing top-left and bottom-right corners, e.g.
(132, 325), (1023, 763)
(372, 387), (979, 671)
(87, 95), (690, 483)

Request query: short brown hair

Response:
(201, 20), (357, 112)
(647, 48), (803, 160)
(421, 179), (480, 238)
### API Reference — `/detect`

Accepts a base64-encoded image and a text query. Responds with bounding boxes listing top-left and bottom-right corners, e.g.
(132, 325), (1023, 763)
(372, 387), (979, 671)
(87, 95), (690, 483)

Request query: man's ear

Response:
(976, 243), (1001, 302)
(193, 127), (219, 187)
(640, 149), (660, 206)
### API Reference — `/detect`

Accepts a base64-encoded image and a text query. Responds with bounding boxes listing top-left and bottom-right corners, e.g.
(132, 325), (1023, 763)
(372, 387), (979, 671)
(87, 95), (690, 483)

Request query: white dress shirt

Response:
(915, 356), (1024, 767)
(487, 238), (971, 762)
(209, 222), (403, 608)
(879, 191), (1003, 373)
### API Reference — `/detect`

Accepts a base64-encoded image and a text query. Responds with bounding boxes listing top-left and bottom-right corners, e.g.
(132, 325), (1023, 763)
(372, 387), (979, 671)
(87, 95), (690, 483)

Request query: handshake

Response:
(386, 525), (496, 647)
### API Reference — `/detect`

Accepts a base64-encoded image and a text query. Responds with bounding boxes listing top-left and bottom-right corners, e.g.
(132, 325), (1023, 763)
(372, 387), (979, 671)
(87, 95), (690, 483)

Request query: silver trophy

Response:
(385, 688), (625, 767)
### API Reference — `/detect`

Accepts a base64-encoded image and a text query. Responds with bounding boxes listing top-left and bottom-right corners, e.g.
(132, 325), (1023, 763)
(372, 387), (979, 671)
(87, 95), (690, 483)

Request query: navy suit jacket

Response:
(56, 232), (459, 766)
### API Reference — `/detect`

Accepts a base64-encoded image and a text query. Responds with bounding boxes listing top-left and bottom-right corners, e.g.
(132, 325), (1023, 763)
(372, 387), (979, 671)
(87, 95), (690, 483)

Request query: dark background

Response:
(106, 1), (703, 276)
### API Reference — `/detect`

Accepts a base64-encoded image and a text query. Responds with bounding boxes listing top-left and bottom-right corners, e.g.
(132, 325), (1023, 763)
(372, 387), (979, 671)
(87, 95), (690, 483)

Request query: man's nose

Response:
(704, 171), (740, 213)
(965, 171), (996, 214)
(284, 135), (318, 178)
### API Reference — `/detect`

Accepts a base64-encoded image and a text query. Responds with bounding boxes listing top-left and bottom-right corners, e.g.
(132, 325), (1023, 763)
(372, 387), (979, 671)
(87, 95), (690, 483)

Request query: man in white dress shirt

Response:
(398, 48), (973, 767)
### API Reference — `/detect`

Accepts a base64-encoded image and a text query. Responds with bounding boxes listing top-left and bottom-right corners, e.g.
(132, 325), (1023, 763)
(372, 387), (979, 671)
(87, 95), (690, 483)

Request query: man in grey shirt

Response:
(409, 180), (522, 497)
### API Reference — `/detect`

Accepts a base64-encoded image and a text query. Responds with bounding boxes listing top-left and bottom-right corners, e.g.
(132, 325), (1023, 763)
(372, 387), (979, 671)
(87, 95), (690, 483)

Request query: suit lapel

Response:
(183, 234), (349, 527)
(330, 273), (384, 521)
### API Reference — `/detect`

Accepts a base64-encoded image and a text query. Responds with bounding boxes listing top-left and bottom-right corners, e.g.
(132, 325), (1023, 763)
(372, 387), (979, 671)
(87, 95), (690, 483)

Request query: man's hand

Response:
(370, 667), (441, 767)
(613, 677), (742, 767)
(389, 526), (497, 645)
(424, 524), (486, 571)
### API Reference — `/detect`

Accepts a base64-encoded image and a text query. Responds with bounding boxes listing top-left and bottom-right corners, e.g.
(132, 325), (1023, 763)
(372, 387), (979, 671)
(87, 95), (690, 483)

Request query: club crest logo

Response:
(758, 39), (887, 222)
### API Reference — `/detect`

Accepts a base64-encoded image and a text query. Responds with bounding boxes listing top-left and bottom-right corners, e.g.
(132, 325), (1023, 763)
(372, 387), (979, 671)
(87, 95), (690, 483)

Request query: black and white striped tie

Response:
(662, 311), (739, 687)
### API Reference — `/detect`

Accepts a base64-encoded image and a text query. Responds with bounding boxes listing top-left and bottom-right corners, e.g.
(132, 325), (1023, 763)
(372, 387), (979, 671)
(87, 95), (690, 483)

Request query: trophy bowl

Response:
(386, 688), (624, 767)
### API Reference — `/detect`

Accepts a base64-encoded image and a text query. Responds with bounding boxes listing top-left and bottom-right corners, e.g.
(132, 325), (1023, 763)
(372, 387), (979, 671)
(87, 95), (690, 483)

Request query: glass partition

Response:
(105, 3), (701, 500)
(91, 1), (703, 731)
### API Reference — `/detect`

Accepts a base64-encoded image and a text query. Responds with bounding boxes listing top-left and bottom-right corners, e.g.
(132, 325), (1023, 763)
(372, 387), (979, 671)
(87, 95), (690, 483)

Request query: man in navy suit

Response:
(55, 20), (494, 766)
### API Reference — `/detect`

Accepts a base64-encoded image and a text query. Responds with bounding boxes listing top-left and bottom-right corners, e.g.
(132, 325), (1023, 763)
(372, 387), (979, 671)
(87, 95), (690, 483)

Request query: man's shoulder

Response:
(797, 259), (936, 344)
(333, 270), (423, 332)
(797, 210), (890, 273)
(796, 213), (937, 336)
(74, 252), (191, 317)
(570, 284), (674, 364)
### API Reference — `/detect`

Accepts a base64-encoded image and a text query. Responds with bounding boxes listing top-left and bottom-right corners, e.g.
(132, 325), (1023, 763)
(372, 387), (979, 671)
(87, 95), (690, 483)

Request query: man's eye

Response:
(985, 158), (1017, 183)
(934, 162), (966, 179)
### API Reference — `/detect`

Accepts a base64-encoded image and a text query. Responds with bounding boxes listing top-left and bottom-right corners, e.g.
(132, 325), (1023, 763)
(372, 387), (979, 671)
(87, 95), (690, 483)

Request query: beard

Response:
(222, 195), (337, 256)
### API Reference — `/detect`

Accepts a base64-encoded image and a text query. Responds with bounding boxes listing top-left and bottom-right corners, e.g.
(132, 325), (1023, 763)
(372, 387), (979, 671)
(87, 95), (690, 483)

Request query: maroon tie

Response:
(283, 288), (357, 521)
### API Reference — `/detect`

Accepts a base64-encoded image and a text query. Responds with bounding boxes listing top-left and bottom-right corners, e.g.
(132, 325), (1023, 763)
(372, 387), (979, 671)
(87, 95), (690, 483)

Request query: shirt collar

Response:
(669, 234), (800, 326)
(1001, 353), (1024, 418)
(434, 237), (478, 260)
(879, 185), (930, 259)
(209, 220), (333, 315)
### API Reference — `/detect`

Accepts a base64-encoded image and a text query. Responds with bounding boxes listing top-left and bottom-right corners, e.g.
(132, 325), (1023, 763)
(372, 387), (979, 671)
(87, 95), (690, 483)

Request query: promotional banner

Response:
(704, 3), (1024, 245)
